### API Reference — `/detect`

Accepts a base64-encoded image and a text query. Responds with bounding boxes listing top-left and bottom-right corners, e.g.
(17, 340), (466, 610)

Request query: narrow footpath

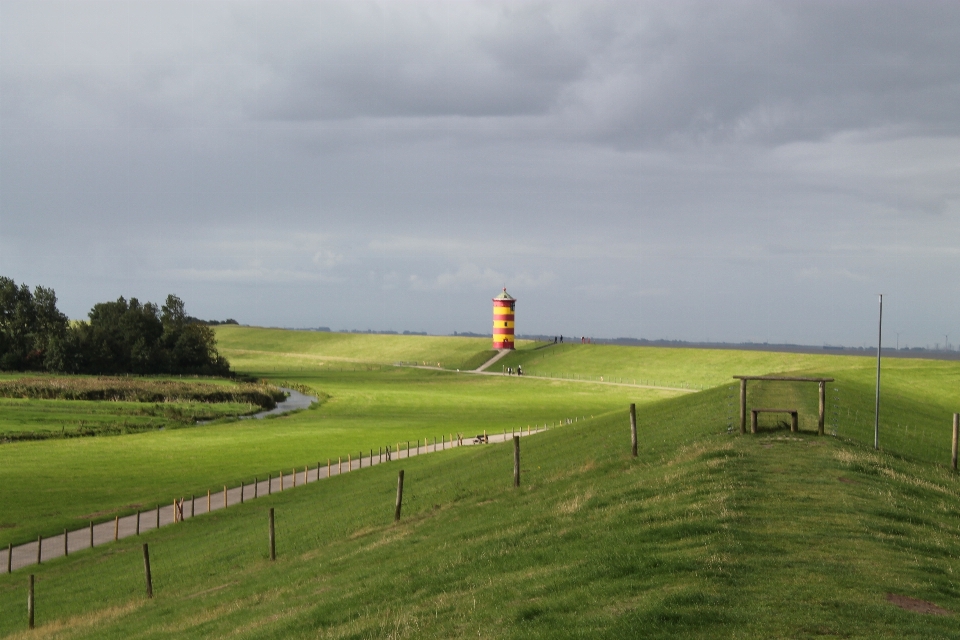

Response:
(2, 423), (558, 573)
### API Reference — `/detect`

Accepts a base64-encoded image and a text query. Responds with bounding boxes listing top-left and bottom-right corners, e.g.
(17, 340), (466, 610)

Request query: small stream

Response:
(246, 387), (318, 419)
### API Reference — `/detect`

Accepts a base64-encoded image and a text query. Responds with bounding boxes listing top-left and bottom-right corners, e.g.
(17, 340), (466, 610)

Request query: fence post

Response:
(36, 536), (41, 565)
(395, 470), (405, 522)
(953, 413), (959, 471)
(7, 543), (11, 573)
(514, 436), (521, 487)
(191, 495), (195, 518)
(136, 510), (140, 535)
(114, 516), (119, 541)
(28, 574), (34, 629)
(156, 505), (160, 529)
(143, 543), (153, 598)
(269, 508), (276, 561)
(630, 403), (638, 457)
(348, 454), (351, 472)
(63, 529), (68, 557)
(223, 486), (228, 508)
(240, 483), (244, 504)
(207, 490), (211, 511)
(89, 521), (93, 548)
(254, 479), (258, 499)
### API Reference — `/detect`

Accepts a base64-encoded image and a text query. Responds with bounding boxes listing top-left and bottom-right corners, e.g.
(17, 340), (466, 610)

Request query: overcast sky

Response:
(2, 1), (959, 348)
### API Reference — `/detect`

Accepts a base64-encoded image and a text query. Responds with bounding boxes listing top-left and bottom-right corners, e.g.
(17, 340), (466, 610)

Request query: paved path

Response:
(2, 423), (559, 573)
(475, 349), (512, 372)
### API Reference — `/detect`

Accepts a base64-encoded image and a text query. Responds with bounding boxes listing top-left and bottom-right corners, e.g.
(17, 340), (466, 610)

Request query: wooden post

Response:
(207, 489), (211, 511)
(348, 454), (351, 472)
(155, 505), (160, 529)
(240, 484), (244, 504)
(89, 521), (94, 548)
(281, 471), (284, 491)
(751, 410), (758, 434)
(36, 536), (41, 565)
(63, 529), (68, 557)
(739, 378), (747, 434)
(513, 436), (521, 488)
(630, 403), (637, 458)
(394, 470), (405, 522)
(223, 486), (228, 508)
(407, 440), (410, 455)
(818, 380), (826, 436)
(953, 413), (959, 471)
(114, 516), (119, 541)
(293, 469), (297, 487)
(136, 510), (140, 535)
(791, 411), (799, 433)
(269, 508), (276, 561)
(7, 543), (11, 573)
(142, 543), (153, 599)
(173, 499), (179, 523)
(327, 459), (331, 477)
(254, 479), (258, 499)
(304, 466), (308, 484)
(28, 574), (34, 629)
(191, 495), (195, 517)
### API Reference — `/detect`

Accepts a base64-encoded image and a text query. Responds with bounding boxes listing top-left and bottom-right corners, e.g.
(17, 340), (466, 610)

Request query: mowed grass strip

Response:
(0, 367), (667, 548)
(1, 385), (959, 637)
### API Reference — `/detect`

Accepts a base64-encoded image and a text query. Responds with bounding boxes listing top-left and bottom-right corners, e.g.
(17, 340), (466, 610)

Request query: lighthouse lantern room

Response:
(492, 288), (516, 350)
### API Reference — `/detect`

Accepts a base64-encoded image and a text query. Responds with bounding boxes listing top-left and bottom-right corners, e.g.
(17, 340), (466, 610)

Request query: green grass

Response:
(496, 342), (873, 389)
(2, 377), (960, 637)
(213, 325), (518, 370)
(0, 366), (667, 549)
(0, 397), (258, 436)
(3, 329), (960, 636)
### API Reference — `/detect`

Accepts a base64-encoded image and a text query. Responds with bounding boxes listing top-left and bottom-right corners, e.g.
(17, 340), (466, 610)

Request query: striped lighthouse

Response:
(492, 288), (516, 350)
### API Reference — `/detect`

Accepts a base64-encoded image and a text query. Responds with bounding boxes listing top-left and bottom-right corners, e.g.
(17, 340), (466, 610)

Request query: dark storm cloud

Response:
(1, 1), (958, 346)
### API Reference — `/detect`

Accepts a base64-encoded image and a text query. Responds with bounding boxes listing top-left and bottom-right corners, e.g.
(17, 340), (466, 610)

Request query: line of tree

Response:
(0, 277), (230, 376)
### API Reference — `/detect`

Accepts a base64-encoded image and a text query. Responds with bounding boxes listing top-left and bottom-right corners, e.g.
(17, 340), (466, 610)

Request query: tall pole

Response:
(875, 294), (882, 450)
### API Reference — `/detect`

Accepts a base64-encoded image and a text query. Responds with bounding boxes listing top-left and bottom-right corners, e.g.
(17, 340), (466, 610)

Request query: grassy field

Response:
(213, 325), (519, 371)
(2, 329), (960, 636)
(0, 397), (258, 436)
(2, 376), (960, 637)
(0, 366), (666, 549)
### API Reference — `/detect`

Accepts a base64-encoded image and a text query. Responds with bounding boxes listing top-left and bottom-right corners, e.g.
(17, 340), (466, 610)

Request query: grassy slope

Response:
(0, 368), (667, 549)
(214, 325), (519, 370)
(496, 342), (869, 388)
(2, 383), (960, 637)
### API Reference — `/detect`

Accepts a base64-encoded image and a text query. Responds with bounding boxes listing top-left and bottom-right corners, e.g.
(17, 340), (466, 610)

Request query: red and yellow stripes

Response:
(492, 289), (516, 349)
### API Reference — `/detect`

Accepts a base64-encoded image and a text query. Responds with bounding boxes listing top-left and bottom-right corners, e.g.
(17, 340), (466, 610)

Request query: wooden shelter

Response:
(733, 376), (834, 435)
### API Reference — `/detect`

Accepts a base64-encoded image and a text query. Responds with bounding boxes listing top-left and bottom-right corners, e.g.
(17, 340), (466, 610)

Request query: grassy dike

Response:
(2, 382), (960, 637)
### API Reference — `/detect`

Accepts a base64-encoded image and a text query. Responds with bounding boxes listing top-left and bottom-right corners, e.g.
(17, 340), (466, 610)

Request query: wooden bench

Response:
(750, 408), (799, 434)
